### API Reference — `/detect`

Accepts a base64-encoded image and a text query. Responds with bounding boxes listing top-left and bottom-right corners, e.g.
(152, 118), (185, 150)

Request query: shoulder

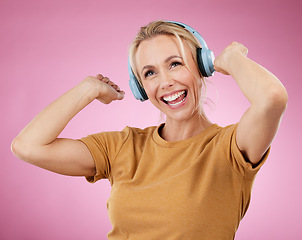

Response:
(212, 123), (269, 175)
(195, 123), (238, 145)
(207, 123), (239, 150)
(198, 123), (239, 156)
(82, 125), (158, 145)
(208, 123), (237, 138)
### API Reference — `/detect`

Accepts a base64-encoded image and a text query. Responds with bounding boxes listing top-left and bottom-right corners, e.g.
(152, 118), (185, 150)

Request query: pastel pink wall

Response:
(1, 0), (301, 239)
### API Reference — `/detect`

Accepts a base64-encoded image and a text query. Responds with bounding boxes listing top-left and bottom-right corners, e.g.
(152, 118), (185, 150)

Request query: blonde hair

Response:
(129, 20), (211, 115)
(129, 20), (205, 80)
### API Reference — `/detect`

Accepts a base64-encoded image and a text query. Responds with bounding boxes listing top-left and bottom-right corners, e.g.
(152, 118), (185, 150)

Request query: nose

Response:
(159, 71), (175, 89)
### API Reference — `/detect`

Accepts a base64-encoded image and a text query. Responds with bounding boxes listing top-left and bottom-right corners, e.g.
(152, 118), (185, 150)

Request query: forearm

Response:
(227, 52), (287, 107)
(13, 78), (99, 155)
(214, 42), (288, 164)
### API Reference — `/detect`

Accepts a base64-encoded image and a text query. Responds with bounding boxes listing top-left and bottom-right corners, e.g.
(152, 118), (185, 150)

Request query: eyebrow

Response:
(140, 55), (183, 75)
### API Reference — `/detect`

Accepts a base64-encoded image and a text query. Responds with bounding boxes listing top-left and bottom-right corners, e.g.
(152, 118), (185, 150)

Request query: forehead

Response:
(138, 34), (180, 54)
(135, 35), (185, 67)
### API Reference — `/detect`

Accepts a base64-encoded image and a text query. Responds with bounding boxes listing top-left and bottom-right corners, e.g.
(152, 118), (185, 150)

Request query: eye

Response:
(170, 61), (182, 69)
(144, 70), (155, 78)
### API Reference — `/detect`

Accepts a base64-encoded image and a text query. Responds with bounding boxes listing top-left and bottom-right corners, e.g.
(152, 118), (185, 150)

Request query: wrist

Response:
(79, 77), (103, 101)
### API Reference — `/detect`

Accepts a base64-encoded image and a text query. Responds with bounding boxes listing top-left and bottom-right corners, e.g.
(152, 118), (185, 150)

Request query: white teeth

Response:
(168, 97), (186, 106)
(163, 90), (185, 102)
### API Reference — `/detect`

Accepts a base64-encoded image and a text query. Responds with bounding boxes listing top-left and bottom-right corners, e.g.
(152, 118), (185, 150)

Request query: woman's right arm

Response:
(11, 75), (125, 176)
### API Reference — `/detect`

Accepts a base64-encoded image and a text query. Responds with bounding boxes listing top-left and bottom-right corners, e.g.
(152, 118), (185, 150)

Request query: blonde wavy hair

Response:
(129, 21), (206, 81)
(128, 20), (212, 115)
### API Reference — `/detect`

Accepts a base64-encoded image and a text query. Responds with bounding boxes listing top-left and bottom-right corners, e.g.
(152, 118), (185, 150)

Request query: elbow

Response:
(11, 136), (32, 162)
(264, 84), (288, 115)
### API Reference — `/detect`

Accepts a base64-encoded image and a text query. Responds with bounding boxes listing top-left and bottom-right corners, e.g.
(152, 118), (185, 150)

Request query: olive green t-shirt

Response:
(80, 123), (268, 240)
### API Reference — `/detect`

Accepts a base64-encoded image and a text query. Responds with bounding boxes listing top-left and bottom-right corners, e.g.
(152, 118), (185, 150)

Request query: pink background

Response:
(1, 0), (301, 239)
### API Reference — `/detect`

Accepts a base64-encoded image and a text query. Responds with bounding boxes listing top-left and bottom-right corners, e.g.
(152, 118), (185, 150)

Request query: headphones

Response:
(128, 21), (215, 101)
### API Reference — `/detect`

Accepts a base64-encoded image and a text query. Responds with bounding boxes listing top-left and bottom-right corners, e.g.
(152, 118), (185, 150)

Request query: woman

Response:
(11, 21), (287, 239)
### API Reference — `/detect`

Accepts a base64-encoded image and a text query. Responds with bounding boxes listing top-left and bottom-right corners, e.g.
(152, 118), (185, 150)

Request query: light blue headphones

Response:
(128, 21), (215, 101)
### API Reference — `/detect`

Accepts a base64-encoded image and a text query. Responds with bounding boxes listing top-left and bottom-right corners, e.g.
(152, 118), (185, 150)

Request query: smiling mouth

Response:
(161, 90), (187, 106)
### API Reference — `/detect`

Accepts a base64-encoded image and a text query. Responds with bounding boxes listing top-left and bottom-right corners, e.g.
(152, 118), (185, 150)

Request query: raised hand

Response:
(84, 74), (125, 104)
(214, 42), (248, 75)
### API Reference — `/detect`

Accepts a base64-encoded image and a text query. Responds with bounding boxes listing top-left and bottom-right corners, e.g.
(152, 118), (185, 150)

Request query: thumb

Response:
(116, 90), (125, 100)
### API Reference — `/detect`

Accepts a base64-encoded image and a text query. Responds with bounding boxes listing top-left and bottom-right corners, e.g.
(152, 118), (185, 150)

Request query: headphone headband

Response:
(128, 21), (215, 101)
(166, 21), (209, 49)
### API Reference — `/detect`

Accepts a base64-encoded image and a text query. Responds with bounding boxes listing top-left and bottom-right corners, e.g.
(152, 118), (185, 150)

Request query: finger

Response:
(110, 82), (121, 92)
(242, 47), (248, 56)
(113, 85), (121, 92)
(97, 75), (123, 93)
(96, 74), (103, 80)
(105, 79), (121, 91)
(101, 77), (110, 83)
(116, 91), (125, 100)
(236, 42), (248, 56)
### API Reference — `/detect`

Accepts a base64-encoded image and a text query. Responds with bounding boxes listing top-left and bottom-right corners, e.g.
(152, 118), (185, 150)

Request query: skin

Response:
(11, 33), (287, 176)
(11, 75), (124, 176)
(135, 35), (212, 142)
(214, 41), (287, 164)
(136, 35), (288, 165)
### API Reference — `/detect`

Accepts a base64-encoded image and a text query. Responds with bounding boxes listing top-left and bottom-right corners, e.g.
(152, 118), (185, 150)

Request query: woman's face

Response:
(135, 35), (202, 123)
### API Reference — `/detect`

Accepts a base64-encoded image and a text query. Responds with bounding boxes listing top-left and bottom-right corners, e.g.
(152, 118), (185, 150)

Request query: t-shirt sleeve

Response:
(220, 123), (270, 179)
(78, 127), (130, 183)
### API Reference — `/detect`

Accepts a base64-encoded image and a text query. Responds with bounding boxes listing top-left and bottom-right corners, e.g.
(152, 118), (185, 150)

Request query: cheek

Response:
(180, 70), (202, 101)
(144, 84), (162, 109)
(176, 68), (200, 90)
(194, 78), (203, 98)
(142, 81), (157, 99)
(171, 68), (190, 80)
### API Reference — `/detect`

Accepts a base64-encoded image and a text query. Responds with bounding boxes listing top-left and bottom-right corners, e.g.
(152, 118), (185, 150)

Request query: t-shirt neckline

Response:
(152, 123), (220, 148)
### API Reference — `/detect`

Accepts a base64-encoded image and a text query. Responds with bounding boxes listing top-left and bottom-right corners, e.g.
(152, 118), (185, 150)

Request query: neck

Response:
(160, 113), (212, 142)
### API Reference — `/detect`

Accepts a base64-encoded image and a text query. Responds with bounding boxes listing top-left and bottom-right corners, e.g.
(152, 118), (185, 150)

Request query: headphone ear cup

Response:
(197, 48), (215, 77)
(129, 76), (148, 101)
(128, 64), (148, 101)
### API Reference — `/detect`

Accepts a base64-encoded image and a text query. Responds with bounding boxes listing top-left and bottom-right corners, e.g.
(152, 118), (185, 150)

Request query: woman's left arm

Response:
(214, 42), (288, 165)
